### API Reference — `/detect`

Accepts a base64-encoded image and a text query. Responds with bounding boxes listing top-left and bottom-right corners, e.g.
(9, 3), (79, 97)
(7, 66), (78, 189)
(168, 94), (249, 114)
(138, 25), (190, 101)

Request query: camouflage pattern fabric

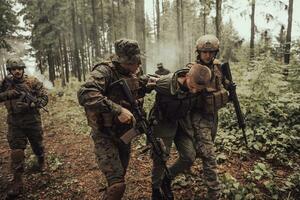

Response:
(0, 74), (48, 155)
(191, 112), (220, 199)
(78, 57), (147, 187)
(150, 71), (199, 188)
(92, 132), (130, 186)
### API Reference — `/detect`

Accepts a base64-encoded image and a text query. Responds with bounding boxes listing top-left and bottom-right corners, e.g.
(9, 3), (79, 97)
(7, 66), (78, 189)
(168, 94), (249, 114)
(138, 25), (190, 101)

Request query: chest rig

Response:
(3, 75), (37, 114)
(101, 62), (143, 111)
(197, 60), (229, 114)
(90, 62), (144, 139)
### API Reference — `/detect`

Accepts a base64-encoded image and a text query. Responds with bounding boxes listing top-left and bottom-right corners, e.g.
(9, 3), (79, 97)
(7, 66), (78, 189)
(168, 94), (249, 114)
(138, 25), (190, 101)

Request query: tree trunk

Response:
(215, 0), (222, 39)
(0, 64), (4, 80)
(250, 0), (255, 59)
(91, 0), (101, 58)
(59, 35), (66, 87)
(135, 0), (146, 72)
(100, 0), (107, 54)
(62, 35), (70, 83)
(112, 0), (116, 41)
(47, 48), (55, 86)
(284, 0), (293, 65)
(122, 0), (129, 37)
(279, 25), (285, 62)
(156, 0), (160, 42)
(71, 0), (81, 81)
(180, 0), (184, 63)
(176, 0), (184, 67)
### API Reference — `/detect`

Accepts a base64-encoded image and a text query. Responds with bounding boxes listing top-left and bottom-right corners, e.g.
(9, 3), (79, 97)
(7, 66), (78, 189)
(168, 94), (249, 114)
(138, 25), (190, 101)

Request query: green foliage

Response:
(247, 162), (274, 181)
(218, 54), (300, 163)
(220, 172), (259, 200)
(0, 0), (18, 50)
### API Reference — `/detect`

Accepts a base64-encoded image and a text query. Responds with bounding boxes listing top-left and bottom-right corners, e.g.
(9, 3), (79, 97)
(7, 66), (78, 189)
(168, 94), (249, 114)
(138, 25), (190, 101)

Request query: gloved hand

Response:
(5, 90), (20, 100)
(29, 102), (36, 108)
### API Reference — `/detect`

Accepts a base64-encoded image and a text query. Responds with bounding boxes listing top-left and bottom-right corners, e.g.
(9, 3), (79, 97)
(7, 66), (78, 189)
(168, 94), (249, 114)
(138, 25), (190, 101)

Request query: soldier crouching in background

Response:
(0, 57), (48, 198)
(155, 63), (170, 76)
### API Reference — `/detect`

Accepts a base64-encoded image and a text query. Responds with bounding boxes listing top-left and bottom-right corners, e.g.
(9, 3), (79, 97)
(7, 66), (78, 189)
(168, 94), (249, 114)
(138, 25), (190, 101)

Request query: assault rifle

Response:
(4, 76), (48, 113)
(113, 78), (174, 200)
(221, 62), (248, 146)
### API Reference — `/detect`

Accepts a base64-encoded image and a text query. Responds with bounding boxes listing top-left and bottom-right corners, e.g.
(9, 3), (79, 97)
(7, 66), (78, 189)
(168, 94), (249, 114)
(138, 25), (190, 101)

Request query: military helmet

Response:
(6, 57), (26, 70)
(113, 38), (142, 64)
(196, 34), (220, 52)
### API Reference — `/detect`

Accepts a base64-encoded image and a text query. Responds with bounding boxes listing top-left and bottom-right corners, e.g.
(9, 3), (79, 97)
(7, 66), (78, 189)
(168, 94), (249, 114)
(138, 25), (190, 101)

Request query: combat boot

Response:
(101, 182), (126, 200)
(151, 186), (164, 200)
(7, 149), (24, 198)
(7, 172), (23, 198)
(161, 175), (174, 200)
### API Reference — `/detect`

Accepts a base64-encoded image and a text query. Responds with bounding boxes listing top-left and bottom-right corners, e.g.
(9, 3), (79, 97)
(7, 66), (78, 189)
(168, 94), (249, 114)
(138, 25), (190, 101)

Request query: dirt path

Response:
(1, 92), (298, 200)
(0, 93), (195, 200)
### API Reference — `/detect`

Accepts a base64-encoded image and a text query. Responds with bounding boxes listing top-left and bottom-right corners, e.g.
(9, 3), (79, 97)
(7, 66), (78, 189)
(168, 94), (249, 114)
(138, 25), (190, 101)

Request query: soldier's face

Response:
(10, 68), (24, 79)
(120, 63), (140, 73)
(200, 51), (215, 64)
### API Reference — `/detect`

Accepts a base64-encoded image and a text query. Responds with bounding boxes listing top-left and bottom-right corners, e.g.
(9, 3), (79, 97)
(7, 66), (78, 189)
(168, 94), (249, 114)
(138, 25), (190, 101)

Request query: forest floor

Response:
(0, 84), (298, 200)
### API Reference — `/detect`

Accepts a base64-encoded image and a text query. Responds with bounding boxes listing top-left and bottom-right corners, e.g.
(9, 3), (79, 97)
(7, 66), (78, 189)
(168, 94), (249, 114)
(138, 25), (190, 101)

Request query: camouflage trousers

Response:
(92, 131), (131, 186)
(151, 120), (196, 188)
(192, 113), (221, 197)
(7, 122), (44, 157)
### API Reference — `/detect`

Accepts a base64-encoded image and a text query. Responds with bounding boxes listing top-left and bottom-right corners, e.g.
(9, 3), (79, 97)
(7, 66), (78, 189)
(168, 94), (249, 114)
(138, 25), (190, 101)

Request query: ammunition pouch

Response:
(203, 88), (229, 114)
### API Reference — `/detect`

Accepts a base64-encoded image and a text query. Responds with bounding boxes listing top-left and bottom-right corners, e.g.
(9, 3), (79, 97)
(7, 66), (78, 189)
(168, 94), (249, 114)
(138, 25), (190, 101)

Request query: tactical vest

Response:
(190, 60), (229, 114)
(86, 62), (144, 134)
(3, 75), (39, 115)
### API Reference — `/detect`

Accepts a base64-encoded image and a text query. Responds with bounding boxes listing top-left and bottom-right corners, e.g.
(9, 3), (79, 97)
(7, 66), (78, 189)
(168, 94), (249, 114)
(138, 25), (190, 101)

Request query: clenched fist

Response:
(117, 107), (135, 124)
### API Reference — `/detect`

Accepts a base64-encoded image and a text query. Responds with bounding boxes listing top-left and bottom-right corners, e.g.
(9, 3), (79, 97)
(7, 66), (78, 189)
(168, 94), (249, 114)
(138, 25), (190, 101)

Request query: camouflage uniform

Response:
(191, 34), (230, 199)
(0, 57), (48, 197)
(155, 63), (170, 76)
(77, 39), (147, 200)
(150, 68), (200, 199)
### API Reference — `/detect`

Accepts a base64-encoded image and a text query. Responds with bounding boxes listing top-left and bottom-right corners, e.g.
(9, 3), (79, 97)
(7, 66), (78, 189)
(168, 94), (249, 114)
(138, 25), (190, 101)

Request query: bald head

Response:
(188, 64), (212, 86)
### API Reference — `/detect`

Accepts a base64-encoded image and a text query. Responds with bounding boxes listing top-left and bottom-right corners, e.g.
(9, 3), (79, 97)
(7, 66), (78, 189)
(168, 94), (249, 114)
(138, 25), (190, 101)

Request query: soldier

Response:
(155, 63), (170, 76)
(0, 57), (48, 198)
(77, 38), (150, 200)
(150, 64), (212, 199)
(190, 34), (230, 199)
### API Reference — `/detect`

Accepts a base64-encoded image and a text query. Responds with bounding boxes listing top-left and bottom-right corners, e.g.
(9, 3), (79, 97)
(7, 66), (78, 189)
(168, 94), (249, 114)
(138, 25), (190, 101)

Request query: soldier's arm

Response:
(77, 65), (122, 116)
(0, 79), (19, 102)
(33, 78), (48, 108)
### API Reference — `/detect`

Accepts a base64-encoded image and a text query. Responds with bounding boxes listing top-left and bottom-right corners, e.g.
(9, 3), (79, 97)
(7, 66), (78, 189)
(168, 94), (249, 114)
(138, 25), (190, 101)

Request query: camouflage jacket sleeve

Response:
(77, 65), (122, 116)
(32, 78), (48, 108)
